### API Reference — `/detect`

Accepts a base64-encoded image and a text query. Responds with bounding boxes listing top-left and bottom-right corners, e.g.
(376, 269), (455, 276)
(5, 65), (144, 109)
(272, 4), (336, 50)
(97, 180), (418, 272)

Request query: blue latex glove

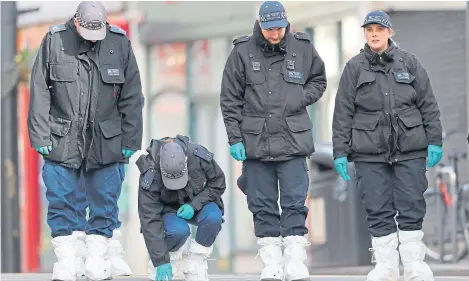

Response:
(34, 145), (52, 156)
(334, 156), (351, 181)
(427, 145), (443, 168)
(230, 142), (246, 161)
(156, 263), (172, 281)
(177, 204), (195, 220)
(122, 148), (136, 158)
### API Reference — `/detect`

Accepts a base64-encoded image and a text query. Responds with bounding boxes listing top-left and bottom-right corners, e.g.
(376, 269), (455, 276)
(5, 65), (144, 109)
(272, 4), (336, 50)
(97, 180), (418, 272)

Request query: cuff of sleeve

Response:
(122, 135), (141, 150)
(189, 201), (203, 212)
(151, 253), (170, 268)
(228, 138), (242, 146)
(428, 140), (443, 147)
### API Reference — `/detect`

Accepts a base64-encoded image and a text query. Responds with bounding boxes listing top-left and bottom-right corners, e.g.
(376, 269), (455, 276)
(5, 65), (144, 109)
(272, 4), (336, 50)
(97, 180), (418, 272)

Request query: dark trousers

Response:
(239, 157), (309, 238)
(355, 158), (428, 237)
(75, 166), (124, 232)
(163, 202), (223, 252)
(42, 160), (125, 238)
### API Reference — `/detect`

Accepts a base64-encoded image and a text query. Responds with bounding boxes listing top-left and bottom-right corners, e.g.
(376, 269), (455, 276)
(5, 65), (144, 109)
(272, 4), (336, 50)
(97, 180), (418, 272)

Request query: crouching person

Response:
(137, 135), (225, 281)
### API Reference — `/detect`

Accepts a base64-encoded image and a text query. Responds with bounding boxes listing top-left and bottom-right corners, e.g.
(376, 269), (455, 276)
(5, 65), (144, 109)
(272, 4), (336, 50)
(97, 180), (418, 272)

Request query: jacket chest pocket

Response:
(50, 63), (78, 95)
(392, 70), (416, 106)
(282, 54), (306, 85)
(355, 71), (383, 111)
(282, 55), (307, 113)
(245, 57), (266, 85)
(99, 64), (126, 101)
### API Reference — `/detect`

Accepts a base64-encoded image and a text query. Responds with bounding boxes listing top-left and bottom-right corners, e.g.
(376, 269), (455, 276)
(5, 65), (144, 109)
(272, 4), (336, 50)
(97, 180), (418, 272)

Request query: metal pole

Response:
(185, 41), (196, 141)
(225, 37), (236, 273)
(1, 1), (21, 273)
(145, 44), (153, 146)
(464, 0), (469, 194)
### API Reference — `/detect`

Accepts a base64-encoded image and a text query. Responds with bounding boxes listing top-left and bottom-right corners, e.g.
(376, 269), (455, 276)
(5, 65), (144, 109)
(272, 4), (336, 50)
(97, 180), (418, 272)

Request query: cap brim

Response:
(79, 27), (106, 41)
(260, 19), (288, 30)
(361, 22), (390, 28)
(162, 172), (188, 191)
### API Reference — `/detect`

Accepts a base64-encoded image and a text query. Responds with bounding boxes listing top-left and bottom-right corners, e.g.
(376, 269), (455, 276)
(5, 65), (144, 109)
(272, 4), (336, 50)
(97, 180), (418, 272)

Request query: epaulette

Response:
(109, 25), (127, 36)
(49, 24), (67, 35)
(232, 35), (251, 45)
(193, 145), (214, 162)
(293, 31), (311, 42)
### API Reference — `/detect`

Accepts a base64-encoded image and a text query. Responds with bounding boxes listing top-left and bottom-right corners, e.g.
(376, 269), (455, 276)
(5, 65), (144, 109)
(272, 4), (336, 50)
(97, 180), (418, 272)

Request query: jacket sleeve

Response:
(332, 62), (357, 159)
(220, 47), (246, 146)
(28, 34), (52, 148)
(118, 41), (144, 151)
(138, 184), (170, 267)
(411, 56), (443, 146)
(303, 45), (327, 106)
(189, 159), (226, 211)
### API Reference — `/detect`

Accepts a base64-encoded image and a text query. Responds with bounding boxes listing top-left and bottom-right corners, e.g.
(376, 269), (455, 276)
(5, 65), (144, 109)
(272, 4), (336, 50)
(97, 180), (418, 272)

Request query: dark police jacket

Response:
(28, 20), (144, 170)
(332, 41), (442, 163)
(220, 21), (327, 161)
(136, 135), (226, 267)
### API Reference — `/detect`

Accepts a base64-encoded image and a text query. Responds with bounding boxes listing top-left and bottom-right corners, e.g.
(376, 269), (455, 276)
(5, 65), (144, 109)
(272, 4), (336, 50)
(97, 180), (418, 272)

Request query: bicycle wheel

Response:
(422, 186), (468, 262)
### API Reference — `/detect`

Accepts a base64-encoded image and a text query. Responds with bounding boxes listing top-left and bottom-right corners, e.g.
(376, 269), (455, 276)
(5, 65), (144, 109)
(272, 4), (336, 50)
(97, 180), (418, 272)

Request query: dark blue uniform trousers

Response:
(163, 202), (223, 252)
(42, 160), (125, 238)
(355, 158), (428, 237)
(239, 157), (310, 238)
(75, 166), (124, 232)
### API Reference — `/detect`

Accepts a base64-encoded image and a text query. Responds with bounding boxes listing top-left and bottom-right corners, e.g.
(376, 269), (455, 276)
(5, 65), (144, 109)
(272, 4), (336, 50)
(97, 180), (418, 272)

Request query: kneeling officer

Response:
(137, 135), (225, 281)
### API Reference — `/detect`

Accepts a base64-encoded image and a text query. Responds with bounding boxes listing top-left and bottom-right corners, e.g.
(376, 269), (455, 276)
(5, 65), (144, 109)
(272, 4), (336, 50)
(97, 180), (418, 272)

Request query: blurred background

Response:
(1, 0), (469, 276)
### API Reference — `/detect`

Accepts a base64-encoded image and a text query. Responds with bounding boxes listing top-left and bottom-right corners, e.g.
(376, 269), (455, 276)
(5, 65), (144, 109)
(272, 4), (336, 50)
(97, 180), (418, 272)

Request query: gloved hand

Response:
(121, 148), (136, 158)
(230, 142), (246, 161)
(427, 145), (443, 167)
(156, 263), (172, 281)
(334, 156), (351, 181)
(177, 204), (195, 220)
(34, 145), (52, 156)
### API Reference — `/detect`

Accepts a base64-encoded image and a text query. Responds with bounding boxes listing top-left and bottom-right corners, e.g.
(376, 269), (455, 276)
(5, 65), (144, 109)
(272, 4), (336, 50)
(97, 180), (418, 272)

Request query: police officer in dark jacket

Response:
(138, 135), (225, 281)
(332, 10), (442, 281)
(220, 1), (326, 280)
(27, 2), (143, 280)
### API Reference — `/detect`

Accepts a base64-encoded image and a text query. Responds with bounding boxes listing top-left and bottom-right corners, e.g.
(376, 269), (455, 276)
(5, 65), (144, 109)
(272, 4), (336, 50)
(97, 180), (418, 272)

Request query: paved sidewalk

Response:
(2, 274), (469, 281)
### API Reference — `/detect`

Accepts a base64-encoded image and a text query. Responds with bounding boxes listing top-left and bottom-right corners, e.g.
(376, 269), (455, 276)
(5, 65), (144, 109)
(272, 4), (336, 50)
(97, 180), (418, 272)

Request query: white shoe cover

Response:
(109, 229), (132, 276)
(367, 232), (400, 281)
(283, 236), (310, 281)
(257, 237), (284, 281)
(399, 230), (434, 281)
(51, 235), (77, 281)
(84, 234), (111, 280)
(183, 240), (212, 281)
(72, 231), (86, 277)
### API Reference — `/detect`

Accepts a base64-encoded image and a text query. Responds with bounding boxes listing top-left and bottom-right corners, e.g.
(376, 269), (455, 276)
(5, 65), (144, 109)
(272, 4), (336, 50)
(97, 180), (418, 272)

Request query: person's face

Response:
(260, 23), (286, 45)
(74, 18), (97, 43)
(364, 24), (392, 53)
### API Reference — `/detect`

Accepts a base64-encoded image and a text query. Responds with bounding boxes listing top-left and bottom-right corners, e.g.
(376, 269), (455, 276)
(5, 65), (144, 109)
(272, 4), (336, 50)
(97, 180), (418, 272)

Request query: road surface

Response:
(2, 274), (469, 281)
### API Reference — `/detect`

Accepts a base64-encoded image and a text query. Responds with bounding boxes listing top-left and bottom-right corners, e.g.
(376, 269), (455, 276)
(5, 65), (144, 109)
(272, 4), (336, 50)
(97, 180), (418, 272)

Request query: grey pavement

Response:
(2, 274), (469, 281)
(308, 262), (469, 277)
